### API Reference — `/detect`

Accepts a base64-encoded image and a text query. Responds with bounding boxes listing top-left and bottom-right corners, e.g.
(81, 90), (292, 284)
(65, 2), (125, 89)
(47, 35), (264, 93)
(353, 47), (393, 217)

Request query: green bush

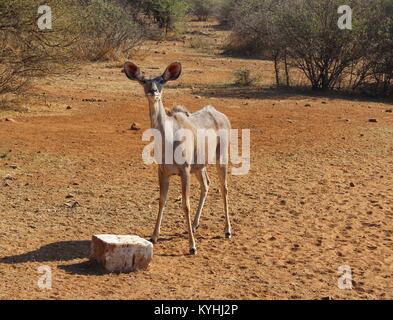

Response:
(188, 0), (222, 21)
(148, 0), (189, 35)
(234, 68), (255, 86)
(224, 0), (393, 96)
(189, 35), (215, 53)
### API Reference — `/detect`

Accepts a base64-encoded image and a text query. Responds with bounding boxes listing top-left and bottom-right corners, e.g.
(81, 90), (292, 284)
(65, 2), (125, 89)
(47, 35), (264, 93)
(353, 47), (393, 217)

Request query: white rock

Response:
(90, 234), (153, 273)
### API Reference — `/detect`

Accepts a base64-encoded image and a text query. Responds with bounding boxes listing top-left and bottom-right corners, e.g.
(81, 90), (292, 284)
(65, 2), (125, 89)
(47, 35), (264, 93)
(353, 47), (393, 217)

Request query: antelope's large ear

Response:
(162, 62), (182, 82)
(123, 62), (145, 82)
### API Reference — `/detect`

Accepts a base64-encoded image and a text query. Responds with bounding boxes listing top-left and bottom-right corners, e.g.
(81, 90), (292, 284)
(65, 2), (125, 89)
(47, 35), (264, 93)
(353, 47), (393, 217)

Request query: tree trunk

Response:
(284, 50), (290, 87)
(274, 51), (280, 87)
(321, 58), (330, 90)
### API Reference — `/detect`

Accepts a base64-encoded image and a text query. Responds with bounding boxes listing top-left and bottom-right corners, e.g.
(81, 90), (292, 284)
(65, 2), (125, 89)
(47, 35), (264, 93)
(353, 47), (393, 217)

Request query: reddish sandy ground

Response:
(1, 21), (393, 299)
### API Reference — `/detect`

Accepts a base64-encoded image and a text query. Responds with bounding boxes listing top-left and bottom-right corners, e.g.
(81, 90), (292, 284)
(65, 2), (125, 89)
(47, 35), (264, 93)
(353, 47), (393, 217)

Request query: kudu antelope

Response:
(123, 61), (232, 255)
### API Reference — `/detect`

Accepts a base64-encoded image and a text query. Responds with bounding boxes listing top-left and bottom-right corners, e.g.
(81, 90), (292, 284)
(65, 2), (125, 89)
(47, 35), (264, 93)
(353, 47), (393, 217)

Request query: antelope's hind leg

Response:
(217, 164), (232, 239)
(192, 168), (210, 233)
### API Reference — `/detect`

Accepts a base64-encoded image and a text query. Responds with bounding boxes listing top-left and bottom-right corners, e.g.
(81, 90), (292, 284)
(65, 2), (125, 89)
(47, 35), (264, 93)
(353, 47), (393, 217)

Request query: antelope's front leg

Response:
(181, 170), (197, 255)
(151, 170), (169, 244)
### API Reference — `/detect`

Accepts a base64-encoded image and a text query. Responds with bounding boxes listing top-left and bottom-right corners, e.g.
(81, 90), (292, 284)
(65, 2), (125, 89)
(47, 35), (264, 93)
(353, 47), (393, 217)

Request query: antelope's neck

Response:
(148, 98), (167, 131)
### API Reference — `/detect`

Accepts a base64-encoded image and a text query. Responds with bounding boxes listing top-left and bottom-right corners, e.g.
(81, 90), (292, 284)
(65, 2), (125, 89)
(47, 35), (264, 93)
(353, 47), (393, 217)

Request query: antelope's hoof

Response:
(189, 247), (197, 255)
(192, 224), (199, 233)
(225, 231), (232, 239)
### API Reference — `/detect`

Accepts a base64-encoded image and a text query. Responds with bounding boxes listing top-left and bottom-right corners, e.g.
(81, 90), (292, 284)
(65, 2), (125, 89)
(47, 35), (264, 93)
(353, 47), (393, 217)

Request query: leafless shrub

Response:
(72, 0), (144, 62)
(0, 97), (29, 112)
(0, 1), (80, 94)
(0, 0), (146, 95)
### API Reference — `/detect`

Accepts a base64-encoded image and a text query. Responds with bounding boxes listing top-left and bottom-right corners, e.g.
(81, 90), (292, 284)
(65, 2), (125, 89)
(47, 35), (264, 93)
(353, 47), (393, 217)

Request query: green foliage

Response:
(188, 0), (221, 21)
(225, 0), (279, 56)
(356, 0), (393, 96)
(148, 0), (189, 34)
(234, 68), (255, 86)
(217, 0), (235, 26)
(225, 0), (393, 96)
(277, 0), (361, 90)
(189, 35), (215, 53)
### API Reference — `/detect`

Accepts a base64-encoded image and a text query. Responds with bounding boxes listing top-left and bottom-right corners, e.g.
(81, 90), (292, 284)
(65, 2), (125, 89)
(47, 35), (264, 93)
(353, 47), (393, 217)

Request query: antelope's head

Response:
(123, 62), (182, 102)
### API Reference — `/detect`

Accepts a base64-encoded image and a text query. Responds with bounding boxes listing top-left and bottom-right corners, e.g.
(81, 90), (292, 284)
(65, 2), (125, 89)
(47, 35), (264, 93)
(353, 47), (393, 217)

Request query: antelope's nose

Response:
(148, 83), (159, 96)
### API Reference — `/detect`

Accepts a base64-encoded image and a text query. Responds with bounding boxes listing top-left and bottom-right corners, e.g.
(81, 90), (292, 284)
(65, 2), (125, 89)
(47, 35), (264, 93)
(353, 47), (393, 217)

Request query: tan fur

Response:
(124, 61), (232, 255)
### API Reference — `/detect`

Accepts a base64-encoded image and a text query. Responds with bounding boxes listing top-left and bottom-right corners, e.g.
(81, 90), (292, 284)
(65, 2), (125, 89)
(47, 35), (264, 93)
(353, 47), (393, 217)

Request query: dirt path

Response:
(1, 21), (393, 300)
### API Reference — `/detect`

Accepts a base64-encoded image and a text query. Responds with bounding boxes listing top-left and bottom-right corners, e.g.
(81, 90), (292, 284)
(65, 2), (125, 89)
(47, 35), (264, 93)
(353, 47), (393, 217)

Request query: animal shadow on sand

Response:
(0, 240), (107, 276)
